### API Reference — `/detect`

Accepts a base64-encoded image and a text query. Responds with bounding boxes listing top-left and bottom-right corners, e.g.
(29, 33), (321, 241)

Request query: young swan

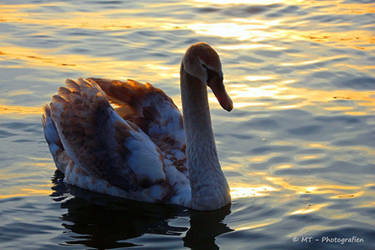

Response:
(42, 43), (232, 211)
(180, 43), (233, 210)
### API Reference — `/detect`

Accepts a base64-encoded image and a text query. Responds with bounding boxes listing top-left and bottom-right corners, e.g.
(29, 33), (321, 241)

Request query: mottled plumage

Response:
(43, 78), (190, 205)
(43, 42), (232, 210)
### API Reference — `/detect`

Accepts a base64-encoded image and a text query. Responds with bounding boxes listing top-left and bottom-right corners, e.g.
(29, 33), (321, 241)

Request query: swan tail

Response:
(47, 78), (136, 191)
(42, 104), (70, 173)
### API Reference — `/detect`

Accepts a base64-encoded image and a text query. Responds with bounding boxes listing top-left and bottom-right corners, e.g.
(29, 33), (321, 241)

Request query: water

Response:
(0, 0), (374, 249)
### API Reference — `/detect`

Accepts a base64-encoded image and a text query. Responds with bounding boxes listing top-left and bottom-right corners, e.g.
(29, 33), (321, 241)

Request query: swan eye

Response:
(202, 64), (223, 86)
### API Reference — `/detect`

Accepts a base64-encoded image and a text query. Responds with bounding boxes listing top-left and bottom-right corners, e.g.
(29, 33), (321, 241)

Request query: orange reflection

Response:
(0, 105), (42, 116)
(0, 158), (54, 199)
(0, 188), (51, 199)
(188, 11), (374, 50)
(358, 201), (375, 208)
(194, 0), (375, 16)
(330, 191), (364, 199)
(7, 90), (34, 97)
(1, 1), (373, 52)
(218, 44), (285, 51)
(235, 219), (282, 231)
(188, 19), (283, 42)
(302, 30), (375, 51)
(230, 83), (283, 99)
(306, 143), (332, 150)
(0, 193), (28, 199)
(230, 185), (278, 199)
(280, 56), (345, 67)
(265, 176), (360, 195)
(229, 82), (375, 116)
(0, 45), (177, 81)
(245, 75), (275, 81)
(0, 3), (179, 31)
(1, 1), (374, 204)
(315, 1), (375, 15)
(274, 164), (294, 170)
(289, 203), (328, 215)
(21, 188), (51, 196)
(296, 154), (322, 161)
(194, 0), (304, 5)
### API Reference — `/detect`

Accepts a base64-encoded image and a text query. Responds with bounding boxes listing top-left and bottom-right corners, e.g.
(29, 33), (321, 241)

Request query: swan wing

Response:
(87, 78), (187, 171)
(43, 78), (171, 202)
(42, 104), (70, 173)
(87, 78), (190, 205)
(87, 79), (185, 144)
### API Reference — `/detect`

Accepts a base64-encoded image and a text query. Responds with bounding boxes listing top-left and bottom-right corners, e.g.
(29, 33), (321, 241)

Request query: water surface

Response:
(0, 0), (374, 249)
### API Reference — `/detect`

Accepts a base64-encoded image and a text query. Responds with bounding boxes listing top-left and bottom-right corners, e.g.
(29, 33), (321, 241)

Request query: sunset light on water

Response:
(0, 0), (374, 249)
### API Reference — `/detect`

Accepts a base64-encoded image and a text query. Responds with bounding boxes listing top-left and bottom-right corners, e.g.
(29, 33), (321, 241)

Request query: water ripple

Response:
(0, 0), (374, 249)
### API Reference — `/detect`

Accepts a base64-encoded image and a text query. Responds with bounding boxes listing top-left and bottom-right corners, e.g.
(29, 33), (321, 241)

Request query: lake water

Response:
(0, 0), (374, 249)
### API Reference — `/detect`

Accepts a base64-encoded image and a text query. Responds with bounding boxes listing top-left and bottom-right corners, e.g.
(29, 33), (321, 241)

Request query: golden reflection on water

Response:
(0, 1), (374, 204)
(0, 4), (177, 31)
(230, 186), (278, 199)
(0, 188), (51, 199)
(194, 0), (304, 5)
(0, 105), (42, 116)
(7, 90), (34, 97)
(0, 45), (177, 81)
(0, 158), (55, 199)
(188, 20), (374, 50)
(0, 165), (52, 198)
(229, 83), (375, 115)
(359, 201), (375, 208)
(289, 203), (328, 215)
(1, 1), (373, 50)
(296, 154), (322, 161)
(330, 191), (365, 199)
(265, 176), (361, 195)
(195, 0), (375, 16)
(235, 218), (282, 231)
(218, 44), (285, 51)
(188, 19), (283, 42)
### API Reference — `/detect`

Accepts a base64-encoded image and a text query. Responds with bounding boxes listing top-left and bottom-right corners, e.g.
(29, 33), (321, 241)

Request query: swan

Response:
(42, 42), (233, 210)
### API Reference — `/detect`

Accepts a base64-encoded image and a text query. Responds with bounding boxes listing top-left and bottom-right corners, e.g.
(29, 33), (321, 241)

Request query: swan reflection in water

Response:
(50, 171), (232, 249)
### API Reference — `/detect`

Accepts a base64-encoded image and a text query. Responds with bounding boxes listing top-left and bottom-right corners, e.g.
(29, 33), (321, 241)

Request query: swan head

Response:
(182, 42), (233, 112)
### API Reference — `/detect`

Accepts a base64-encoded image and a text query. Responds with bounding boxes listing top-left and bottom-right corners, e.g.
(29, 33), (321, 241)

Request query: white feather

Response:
(126, 130), (166, 183)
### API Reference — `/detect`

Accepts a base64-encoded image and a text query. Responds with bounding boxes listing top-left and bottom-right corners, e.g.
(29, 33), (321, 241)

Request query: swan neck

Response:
(180, 64), (230, 210)
(180, 68), (216, 149)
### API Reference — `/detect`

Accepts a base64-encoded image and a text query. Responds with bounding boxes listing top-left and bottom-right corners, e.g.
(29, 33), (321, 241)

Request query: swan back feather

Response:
(43, 78), (192, 203)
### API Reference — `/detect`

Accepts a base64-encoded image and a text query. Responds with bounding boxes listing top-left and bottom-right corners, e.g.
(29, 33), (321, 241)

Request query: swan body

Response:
(42, 43), (233, 210)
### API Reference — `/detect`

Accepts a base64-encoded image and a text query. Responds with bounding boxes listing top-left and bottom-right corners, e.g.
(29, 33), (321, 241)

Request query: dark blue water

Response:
(0, 0), (374, 249)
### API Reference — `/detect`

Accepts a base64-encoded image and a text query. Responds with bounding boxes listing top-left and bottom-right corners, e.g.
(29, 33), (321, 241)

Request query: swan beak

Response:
(208, 80), (233, 112)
